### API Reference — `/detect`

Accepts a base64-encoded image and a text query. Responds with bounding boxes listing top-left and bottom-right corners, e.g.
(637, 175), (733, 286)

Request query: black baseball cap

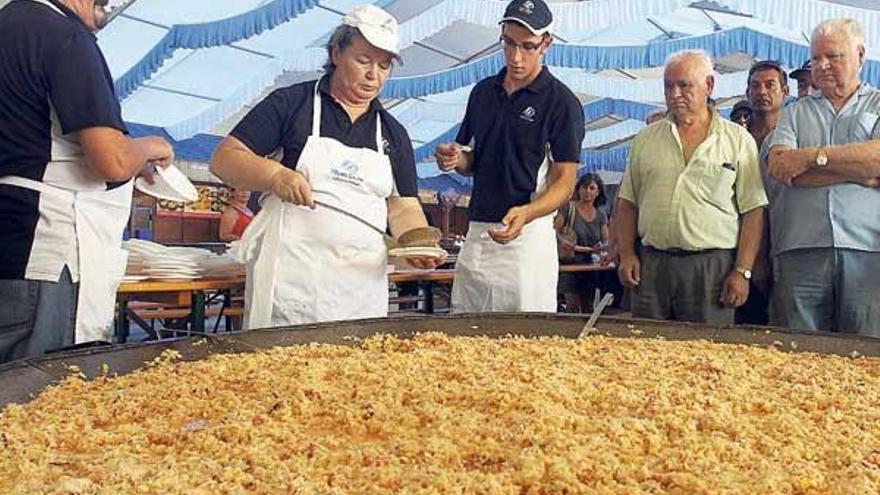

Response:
(790, 59), (812, 79)
(500, 0), (553, 36)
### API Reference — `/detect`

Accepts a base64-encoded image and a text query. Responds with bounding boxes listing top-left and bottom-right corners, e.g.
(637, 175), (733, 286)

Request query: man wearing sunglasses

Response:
(0, 0), (173, 362)
(435, 0), (584, 313)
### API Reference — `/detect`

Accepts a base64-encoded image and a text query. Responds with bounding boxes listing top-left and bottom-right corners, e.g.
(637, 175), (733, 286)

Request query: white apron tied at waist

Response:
(451, 155), (558, 313)
(238, 79), (395, 329)
(0, 175), (131, 343)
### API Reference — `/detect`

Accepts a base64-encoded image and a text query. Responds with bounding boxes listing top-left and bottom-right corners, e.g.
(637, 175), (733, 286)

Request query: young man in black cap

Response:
(789, 60), (815, 99)
(434, 0), (585, 313)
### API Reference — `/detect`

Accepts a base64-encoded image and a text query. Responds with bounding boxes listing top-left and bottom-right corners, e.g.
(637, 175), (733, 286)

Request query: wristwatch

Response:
(815, 147), (829, 168)
(734, 266), (752, 280)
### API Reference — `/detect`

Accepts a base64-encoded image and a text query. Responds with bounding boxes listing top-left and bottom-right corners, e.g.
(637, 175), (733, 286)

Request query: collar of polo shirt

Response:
(493, 65), (552, 94)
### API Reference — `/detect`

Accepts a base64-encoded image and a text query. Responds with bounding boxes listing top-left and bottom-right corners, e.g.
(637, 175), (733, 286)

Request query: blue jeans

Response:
(772, 248), (880, 337)
(0, 267), (78, 363)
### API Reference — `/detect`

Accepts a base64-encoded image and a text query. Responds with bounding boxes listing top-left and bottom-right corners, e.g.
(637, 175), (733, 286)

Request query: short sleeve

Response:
(231, 87), (298, 156)
(386, 118), (418, 198)
(617, 139), (640, 206)
(735, 130), (769, 213)
(455, 87), (478, 148)
(559, 201), (572, 225)
(46, 32), (124, 134)
(758, 135), (781, 201)
(766, 104), (798, 151)
(548, 91), (585, 163)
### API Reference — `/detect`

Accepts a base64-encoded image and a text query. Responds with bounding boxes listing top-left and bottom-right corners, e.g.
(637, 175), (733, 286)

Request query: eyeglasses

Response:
(499, 36), (545, 55)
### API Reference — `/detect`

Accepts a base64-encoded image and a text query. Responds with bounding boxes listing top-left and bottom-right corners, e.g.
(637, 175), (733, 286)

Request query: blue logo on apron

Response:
(331, 160), (365, 185)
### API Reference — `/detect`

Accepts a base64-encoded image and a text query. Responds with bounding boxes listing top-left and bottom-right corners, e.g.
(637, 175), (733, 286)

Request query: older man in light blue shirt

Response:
(767, 18), (880, 337)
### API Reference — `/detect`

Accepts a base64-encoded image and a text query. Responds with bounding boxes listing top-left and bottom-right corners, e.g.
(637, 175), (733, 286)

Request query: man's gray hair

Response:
(665, 49), (715, 79)
(812, 18), (865, 48)
(323, 24), (360, 74)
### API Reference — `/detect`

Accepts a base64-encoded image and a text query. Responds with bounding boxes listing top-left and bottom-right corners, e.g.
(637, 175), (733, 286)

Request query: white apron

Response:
(451, 156), (558, 313)
(0, 176), (130, 343)
(233, 79), (393, 329)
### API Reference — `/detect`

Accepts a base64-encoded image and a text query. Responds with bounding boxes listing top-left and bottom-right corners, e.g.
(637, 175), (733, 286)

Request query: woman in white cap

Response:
(211, 5), (442, 328)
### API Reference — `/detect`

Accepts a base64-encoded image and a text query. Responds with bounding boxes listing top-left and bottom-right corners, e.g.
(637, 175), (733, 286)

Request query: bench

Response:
(132, 305), (244, 335)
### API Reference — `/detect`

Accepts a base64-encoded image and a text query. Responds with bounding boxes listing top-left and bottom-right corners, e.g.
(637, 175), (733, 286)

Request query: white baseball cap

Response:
(342, 5), (401, 56)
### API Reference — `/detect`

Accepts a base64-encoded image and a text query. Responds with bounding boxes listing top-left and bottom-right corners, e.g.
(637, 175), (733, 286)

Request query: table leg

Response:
(115, 297), (129, 343)
(126, 309), (160, 340)
(192, 290), (206, 333)
(422, 281), (435, 314)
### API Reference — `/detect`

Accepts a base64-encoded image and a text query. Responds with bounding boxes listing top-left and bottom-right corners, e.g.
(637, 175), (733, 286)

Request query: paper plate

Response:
(387, 246), (447, 259)
(134, 164), (198, 202)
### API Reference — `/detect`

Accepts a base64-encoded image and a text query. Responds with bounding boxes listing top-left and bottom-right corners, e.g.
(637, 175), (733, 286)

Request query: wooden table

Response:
(560, 263), (616, 273)
(116, 276), (246, 342)
(389, 265), (616, 313)
(114, 265), (617, 338)
(389, 269), (455, 284)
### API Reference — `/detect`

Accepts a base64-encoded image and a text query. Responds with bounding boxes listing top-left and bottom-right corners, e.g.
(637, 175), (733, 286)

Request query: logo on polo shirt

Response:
(520, 106), (537, 122)
(330, 160), (365, 186)
(519, 1), (535, 14)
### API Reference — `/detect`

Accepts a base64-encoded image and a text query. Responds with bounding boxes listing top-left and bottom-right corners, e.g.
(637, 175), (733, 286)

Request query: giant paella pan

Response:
(1, 314), (879, 494)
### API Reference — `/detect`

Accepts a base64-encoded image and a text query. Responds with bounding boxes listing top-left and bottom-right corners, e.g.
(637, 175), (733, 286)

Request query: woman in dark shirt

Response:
(210, 6), (443, 328)
(555, 173), (609, 312)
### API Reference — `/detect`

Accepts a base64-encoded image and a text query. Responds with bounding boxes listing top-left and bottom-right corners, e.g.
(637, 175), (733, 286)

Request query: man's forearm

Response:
(825, 140), (880, 179)
(524, 162), (577, 221)
(793, 168), (856, 187)
(735, 207), (765, 269)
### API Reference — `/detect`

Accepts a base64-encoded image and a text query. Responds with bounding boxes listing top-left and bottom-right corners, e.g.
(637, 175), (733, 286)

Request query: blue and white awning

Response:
(87, 0), (880, 183)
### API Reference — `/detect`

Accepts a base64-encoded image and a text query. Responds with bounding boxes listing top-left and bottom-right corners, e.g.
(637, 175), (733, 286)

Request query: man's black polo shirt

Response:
(0, 0), (126, 281)
(456, 66), (584, 222)
(232, 77), (418, 198)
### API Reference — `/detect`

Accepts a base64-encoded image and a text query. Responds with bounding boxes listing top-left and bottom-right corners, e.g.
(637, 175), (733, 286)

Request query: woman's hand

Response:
(269, 168), (314, 208)
(402, 254), (446, 270)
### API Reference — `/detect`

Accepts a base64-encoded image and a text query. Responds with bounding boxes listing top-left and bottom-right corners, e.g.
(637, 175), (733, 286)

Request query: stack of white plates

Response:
(123, 240), (244, 281)
(124, 240), (204, 281)
(199, 252), (246, 278)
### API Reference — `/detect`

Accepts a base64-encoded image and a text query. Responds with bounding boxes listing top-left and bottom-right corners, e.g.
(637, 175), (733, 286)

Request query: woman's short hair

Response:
(575, 172), (607, 207)
(323, 24), (360, 75)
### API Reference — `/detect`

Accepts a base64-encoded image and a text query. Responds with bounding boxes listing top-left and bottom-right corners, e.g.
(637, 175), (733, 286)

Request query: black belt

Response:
(644, 246), (733, 257)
